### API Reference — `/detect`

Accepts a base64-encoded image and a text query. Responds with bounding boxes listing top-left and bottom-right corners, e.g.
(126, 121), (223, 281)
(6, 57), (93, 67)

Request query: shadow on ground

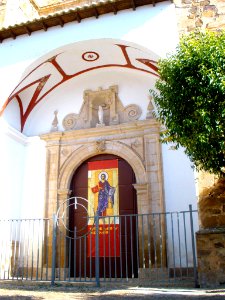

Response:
(0, 284), (224, 299)
(0, 297), (42, 300)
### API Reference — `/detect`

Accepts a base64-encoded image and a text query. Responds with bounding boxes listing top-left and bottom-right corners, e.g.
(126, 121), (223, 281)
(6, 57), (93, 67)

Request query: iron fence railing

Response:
(0, 205), (198, 287)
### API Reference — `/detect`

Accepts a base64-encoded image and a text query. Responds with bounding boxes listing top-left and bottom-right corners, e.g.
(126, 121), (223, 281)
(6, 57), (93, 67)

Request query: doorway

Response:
(69, 154), (138, 278)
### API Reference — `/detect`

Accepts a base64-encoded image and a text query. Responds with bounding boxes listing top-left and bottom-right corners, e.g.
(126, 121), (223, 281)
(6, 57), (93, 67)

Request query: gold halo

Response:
(98, 171), (108, 181)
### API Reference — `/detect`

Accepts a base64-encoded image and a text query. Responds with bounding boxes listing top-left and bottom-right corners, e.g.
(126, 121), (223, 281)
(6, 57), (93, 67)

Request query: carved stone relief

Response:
(122, 104), (142, 122)
(95, 138), (106, 152)
(62, 113), (78, 131)
(118, 137), (144, 160)
(146, 97), (155, 119)
(51, 110), (59, 132)
(41, 118), (164, 272)
(131, 138), (142, 149)
(60, 145), (83, 166)
(62, 85), (142, 131)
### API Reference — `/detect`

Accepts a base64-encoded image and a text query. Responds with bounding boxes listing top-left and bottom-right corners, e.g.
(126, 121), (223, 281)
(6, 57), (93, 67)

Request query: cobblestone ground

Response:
(0, 283), (224, 300)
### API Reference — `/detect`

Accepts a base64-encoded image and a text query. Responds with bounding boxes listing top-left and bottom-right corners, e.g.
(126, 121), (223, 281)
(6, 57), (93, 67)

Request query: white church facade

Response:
(0, 0), (204, 286)
(0, 1), (197, 219)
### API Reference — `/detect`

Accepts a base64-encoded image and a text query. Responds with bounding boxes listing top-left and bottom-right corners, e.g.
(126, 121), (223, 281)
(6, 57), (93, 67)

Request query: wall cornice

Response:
(40, 119), (160, 144)
(1, 121), (27, 145)
(1, 120), (44, 146)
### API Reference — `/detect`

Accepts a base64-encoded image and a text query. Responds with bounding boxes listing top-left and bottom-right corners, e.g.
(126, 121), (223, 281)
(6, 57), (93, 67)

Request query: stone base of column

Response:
(196, 228), (225, 287)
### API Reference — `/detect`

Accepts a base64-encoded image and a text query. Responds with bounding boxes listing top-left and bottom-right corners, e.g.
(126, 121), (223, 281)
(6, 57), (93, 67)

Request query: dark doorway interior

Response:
(69, 154), (138, 278)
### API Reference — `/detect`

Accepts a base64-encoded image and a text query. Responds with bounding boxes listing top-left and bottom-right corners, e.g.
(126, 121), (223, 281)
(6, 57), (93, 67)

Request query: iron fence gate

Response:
(0, 205), (198, 287)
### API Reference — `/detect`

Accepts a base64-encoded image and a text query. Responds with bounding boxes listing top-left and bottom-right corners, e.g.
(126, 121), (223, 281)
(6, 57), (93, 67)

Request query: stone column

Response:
(57, 188), (72, 215)
(133, 183), (150, 269)
(139, 133), (166, 270)
(40, 132), (62, 279)
(133, 183), (166, 270)
(56, 189), (72, 276)
(40, 132), (62, 218)
(133, 183), (149, 214)
(144, 133), (164, 213)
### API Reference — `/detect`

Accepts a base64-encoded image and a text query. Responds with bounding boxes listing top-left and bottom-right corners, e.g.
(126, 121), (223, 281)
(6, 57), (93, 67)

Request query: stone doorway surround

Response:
(41, 119), (164, 219)
(40, 86), (165, 270)
(41, 86), (165, 219)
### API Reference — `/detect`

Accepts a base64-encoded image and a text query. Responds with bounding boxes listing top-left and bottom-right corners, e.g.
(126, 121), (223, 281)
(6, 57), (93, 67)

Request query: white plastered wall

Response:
(0, 121), (26, 219)
(0, 2), (178, 110)
(0, 121), (46, 219)
(21, 137), (46, 218)
(0, 1), (197, 217)
(0, 2), (199, 269)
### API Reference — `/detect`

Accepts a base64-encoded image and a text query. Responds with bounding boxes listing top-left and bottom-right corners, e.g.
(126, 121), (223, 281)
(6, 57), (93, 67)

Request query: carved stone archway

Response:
(41, 118), (164, 220)
(40, 94), (165, 272)
(58, 140), (147, 215)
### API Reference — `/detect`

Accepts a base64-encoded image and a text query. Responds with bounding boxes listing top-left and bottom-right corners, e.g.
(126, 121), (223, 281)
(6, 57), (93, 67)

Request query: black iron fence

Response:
(0, 205), (198, 287)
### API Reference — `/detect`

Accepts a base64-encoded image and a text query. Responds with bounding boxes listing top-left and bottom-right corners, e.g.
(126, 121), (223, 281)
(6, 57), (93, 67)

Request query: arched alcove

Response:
(56, 140), (148, 218)
(1, 38), (159, 136)
(59, 141), (146, 191)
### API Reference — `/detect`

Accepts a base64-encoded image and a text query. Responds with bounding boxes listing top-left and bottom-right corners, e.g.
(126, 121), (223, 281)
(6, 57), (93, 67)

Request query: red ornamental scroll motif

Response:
(87, 159), (120, 257)
(0, 44), (158, 132)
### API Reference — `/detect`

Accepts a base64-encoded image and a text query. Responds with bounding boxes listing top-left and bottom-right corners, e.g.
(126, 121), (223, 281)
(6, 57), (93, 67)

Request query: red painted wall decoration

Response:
(0, 43), (158, 132)
(87, 159), (120, 257)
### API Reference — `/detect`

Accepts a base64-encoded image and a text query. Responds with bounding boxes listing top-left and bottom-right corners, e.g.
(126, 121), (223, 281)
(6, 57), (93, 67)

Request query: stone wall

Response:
(2, 0), (225, 32)
(0, 0), (38, 28)
(31, 0), (101, 15)
(196, 178), (225, 287)
(198, 178), (225, 229)
(196, 230), (225, 287)
(174, 0), (225, 35)
(0, 0), (6, 28)
(0, 0), (103, 28)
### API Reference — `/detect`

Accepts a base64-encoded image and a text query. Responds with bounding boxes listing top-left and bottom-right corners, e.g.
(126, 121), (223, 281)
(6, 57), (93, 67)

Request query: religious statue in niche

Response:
(62, 85), (142, 131)
(96, 105), (105, 127)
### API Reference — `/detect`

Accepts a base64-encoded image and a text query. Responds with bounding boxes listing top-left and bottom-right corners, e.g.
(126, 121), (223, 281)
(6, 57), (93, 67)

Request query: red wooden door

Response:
(69, 154), (138, 278)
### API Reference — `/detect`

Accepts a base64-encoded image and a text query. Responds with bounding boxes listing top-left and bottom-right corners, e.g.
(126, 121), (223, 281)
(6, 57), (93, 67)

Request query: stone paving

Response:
(0, 284), (224, 300)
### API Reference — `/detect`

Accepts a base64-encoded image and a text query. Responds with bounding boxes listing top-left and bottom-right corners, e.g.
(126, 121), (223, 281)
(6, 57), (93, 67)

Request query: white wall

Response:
(0, 121), (46, 219)
(0, 2), (178, 110)
(162, 143), (198, 267)
(21, 137), (46, 218)
(0, 120), (26, 218)
(162, 144), (197, 212)
(22, 69), (157, 136)
(162, 144), (197, 211)
(0, 0), (197, 217)
(0, 2), (200, 270)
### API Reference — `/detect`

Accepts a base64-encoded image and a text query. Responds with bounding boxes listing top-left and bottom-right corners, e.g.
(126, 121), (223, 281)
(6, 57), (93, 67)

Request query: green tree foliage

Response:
(151, 31), (225, 176)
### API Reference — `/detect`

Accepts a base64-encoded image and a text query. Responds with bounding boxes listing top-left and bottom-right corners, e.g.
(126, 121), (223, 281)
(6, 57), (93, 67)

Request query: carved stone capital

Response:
(57, 189), (72, 200)
(40, 131), (62, 143)
(133, 183), (148, 194)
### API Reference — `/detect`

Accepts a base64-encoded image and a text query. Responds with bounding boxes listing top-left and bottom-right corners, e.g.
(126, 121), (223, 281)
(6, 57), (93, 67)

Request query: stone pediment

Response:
(62, 85), (142, 131)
